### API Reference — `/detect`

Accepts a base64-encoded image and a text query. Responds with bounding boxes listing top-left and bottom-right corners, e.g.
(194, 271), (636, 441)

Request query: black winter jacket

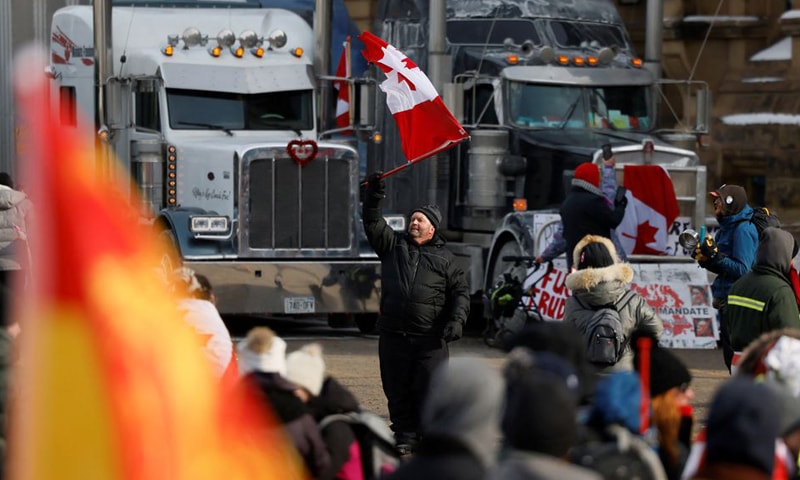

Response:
(560, 181), (626, 270)
(363, 195), (470, 336)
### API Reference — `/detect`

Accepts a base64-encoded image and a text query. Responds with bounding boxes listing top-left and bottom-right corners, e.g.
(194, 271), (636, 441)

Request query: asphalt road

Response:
(227, 316), (731, 429)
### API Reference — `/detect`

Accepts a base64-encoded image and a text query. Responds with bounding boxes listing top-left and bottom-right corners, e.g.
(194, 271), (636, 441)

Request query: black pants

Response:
(715, 301), (733, 373)
(379, 332), (448, 435)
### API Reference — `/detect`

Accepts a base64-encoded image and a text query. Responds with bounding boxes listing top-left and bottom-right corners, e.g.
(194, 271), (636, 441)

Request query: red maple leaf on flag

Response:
(359, 31), (468, 164)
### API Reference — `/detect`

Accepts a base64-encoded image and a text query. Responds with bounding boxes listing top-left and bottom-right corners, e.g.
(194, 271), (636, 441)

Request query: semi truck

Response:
(359, 0), (714, 342)
(47, 0), (380, 330)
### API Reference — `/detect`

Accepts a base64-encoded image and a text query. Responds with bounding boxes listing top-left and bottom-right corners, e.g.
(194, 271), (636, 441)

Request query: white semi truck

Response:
(47, 0), (380, 330)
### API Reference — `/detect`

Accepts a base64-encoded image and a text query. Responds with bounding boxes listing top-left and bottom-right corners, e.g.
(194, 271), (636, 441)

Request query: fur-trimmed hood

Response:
(565, 235), (633, 297)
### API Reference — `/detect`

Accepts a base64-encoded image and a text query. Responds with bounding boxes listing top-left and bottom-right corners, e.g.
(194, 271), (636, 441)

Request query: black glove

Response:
(614, 186), (628, 208)
(365, 171), (385, 200)
(697, 235), (719, 261)
(443, 321), (463, 342)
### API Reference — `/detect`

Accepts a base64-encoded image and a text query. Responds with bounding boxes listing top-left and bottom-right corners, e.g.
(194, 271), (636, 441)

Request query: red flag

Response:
(334, 38), (352, 134)
(10, 49), (306, 480)
(359, 31), (468, 163)
(617, 165), (680, 255)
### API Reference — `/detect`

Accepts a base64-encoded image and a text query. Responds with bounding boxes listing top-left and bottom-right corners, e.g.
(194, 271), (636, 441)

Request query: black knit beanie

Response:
(412, 204), (442, 230)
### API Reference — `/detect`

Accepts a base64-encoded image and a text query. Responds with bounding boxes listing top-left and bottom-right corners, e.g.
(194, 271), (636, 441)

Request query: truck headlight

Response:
(190, 215), (230, 234)
(383, 215), (406, 232)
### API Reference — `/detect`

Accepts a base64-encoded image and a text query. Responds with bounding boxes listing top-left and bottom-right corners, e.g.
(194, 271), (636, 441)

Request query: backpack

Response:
(576, 291), (636, 366)
(746, 206), (782, 238)
(570, 424), (668, 480)
(319, 411), (400, 480)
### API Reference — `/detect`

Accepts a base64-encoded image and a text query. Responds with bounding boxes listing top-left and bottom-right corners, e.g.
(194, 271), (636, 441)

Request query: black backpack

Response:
(575, 291), (636, 366)
(747, 206), (782, 238)
(570, 425), (667, 480)
(319, 411), (400, 480)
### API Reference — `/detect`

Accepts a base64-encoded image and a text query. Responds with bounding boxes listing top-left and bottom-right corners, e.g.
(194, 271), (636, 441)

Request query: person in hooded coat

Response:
(725, 227), (800, 354)
(0, 172), (33, 323)
(385, 358), (504, 480)
(563, 234), (663, 374)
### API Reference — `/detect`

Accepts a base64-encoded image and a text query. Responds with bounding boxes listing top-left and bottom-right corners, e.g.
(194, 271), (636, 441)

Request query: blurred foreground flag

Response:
(9, 49), (306, 480)
(359, 31), (468, 163)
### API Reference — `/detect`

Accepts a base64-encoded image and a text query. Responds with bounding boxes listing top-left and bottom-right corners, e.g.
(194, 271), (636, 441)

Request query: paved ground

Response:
(267, 323), (731, 430)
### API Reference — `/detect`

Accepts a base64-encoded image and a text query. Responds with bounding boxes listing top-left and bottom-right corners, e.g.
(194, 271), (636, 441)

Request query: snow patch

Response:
(682, 15), (760, 23)
(751, 37), (792, 62)
(721, 113), (800, 125)
(741, 76), (784, 83)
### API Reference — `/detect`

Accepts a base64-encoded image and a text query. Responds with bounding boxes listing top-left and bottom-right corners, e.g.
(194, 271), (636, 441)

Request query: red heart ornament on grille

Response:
(287, 139), (318, 167)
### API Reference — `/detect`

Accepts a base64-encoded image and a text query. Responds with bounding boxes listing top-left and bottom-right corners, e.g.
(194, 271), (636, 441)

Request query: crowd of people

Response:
(3, 158), (800, 480)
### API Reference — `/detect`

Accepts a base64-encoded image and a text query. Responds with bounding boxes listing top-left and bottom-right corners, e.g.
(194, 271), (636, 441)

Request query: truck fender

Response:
(484, 213), (536, 291)
(154, 207), (237, 260)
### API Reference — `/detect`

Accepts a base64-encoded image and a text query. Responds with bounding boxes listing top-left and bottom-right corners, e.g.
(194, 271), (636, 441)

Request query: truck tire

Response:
(157, 227), (182, 275)
(486, 241), (523, 292)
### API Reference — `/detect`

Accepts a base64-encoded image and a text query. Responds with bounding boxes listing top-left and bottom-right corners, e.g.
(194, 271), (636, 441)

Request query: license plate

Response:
(284, 296), (315, 314)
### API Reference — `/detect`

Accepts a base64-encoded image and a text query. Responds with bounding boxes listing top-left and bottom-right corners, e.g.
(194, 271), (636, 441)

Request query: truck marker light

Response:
(513, 198), (528, 211)
(587, 56), (599, 66)
(506, 54), (519, 65)
(573, 56), (585, 66)
(267, 29), (287, 49)
(251, 47), (264, 58)
(182, 27), (203, 48)
(372, 132), (383, 144)
(238, 30), (259, 48)
(231, 45), (245, 58)
(291, 47), (304, 58)
(632, 58), (643, 68)
(161, 45), (174, 57)
(208, 45), (222, 57)
(216, 29), (236, 48)
(557, 55), (570, 65)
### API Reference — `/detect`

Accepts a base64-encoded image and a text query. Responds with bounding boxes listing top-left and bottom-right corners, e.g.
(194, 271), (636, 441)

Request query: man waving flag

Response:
(359, 31), (468, 166)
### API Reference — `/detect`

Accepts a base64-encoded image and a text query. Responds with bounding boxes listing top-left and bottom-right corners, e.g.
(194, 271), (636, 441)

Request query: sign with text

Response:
(519, 214), (716, 349)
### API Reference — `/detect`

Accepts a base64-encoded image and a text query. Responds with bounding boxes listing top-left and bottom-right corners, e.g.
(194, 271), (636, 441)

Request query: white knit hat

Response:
(237, 327), (287, 376)
(286, 343), (326, 396)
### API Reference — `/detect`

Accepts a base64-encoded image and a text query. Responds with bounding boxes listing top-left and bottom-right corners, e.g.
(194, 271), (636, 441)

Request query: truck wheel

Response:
(157, 227), (181, 275)
(486, 241), (523, 292)
(354, 313), (378, 334)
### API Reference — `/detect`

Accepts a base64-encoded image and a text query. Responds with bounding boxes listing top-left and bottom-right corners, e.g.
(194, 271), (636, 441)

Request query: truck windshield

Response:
(167, 88), (313, 132)
(507, 82), (650, 132)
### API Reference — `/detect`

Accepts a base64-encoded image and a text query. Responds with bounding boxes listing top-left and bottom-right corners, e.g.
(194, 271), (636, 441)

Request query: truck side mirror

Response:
(443, 82), (463, 123)
(695, 88), (710, 134)
(358, 80), (376, 128)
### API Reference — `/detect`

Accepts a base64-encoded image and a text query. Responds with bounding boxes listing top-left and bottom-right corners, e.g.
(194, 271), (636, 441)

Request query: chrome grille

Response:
(247, 154), (351, 250)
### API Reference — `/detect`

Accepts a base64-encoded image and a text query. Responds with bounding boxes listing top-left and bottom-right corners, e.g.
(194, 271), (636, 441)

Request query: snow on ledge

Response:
(741, 77), (785, 83)
(721, 113), (800, 125)
(780, 10), (800, 20)
(751, 37), (792, 61)
(683, 15), (760, 23)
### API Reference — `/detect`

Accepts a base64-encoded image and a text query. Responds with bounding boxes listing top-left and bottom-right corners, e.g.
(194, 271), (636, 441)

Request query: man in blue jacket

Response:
(693, 184), (758, 371)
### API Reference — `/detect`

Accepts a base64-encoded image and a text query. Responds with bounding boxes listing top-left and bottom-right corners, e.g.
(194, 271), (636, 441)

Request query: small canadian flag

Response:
(359, 31), (468, 163)
(334, 38), (352, 134)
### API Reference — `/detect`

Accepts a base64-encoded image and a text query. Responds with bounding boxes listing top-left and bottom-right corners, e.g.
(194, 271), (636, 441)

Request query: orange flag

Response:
(9, 49), (307, 480)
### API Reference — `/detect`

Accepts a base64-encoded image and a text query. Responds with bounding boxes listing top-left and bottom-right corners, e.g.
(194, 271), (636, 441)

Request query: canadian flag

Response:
(334, 39), (352, 134)
(617, 164), (680, 255)
(359, 31), (468, 163)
